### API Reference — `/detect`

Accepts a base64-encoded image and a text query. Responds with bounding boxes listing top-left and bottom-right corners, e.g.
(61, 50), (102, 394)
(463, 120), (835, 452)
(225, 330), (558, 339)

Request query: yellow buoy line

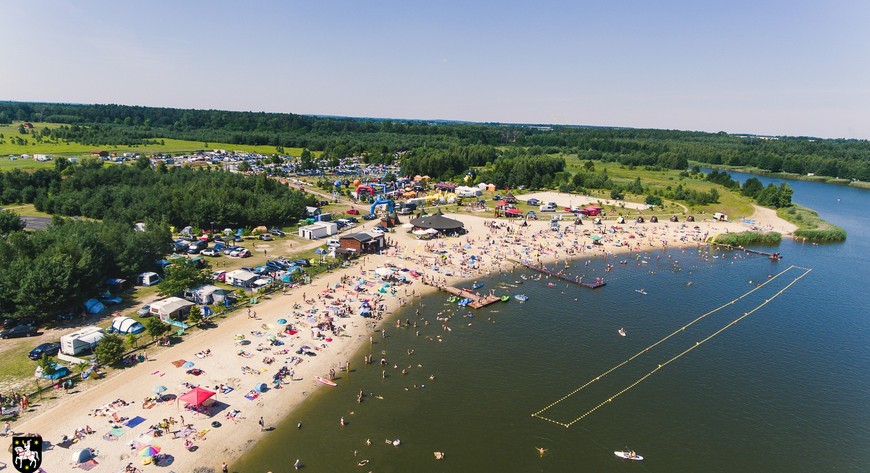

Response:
(532, 265), (812, 428)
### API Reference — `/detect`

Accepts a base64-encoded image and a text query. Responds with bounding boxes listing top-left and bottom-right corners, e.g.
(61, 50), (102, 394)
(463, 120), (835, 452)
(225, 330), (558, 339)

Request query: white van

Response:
(326, 238), (341, 248)
(139, 272), (162, 286)
(539, 204), (556, 212)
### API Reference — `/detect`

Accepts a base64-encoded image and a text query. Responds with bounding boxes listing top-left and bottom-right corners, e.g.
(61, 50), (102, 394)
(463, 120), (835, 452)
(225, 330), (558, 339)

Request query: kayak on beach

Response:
(315, 376), (336, 387)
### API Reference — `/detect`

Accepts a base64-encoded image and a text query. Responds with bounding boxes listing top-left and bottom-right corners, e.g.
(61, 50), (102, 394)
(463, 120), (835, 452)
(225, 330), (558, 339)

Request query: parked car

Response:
(201, 248), (220, 257)
(292, 258), (311, 267)
(347, 208), (360, 215)
(233, 235), (243, 242)
(371, 227), (386, 235)
(187, 241), (207, 254)
(1, 325), (38, 339)
(270, 228), (285, 237)
(259, 234), (273, 241)
(212, 271), (227, 282)
(213, 235), (224, 242)
(397, 208), (412, 215)
(29, 342), (60, 360)
(362, 213), (377, 220)
(346, 217), (359, 223)
(230, 248), (251, 258)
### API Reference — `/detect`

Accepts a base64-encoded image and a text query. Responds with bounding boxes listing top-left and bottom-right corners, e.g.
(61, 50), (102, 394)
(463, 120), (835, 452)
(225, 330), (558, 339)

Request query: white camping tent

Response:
(110, 316), (145, 335)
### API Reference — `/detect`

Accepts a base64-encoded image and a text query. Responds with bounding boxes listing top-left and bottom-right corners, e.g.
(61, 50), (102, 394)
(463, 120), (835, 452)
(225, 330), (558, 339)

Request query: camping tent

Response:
(179, 387), (216, 406)
(110, 316), (145, 335)
(71, 448), (94, 463)
(35, 363), (71, 380)
(83, 299), (105, 315)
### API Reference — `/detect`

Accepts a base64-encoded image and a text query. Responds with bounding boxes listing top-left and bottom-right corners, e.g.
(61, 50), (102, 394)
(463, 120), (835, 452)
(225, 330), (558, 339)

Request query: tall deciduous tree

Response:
(158, 262), (211, 298)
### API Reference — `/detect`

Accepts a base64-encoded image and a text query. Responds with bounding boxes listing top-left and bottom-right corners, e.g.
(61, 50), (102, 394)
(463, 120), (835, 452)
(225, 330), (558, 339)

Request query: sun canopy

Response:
(179, 387), (215, 406)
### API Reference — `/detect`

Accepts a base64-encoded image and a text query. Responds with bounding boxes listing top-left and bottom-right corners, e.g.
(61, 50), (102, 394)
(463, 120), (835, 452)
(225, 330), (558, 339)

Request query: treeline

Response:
(0, 215), (171, 319)
(0, 158), (314, 228)
(2, 101), (867, 181)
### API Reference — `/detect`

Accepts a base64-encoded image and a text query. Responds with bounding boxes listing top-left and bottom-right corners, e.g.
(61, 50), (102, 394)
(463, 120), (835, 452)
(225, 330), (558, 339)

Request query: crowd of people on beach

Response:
(6, 210), (757, 471)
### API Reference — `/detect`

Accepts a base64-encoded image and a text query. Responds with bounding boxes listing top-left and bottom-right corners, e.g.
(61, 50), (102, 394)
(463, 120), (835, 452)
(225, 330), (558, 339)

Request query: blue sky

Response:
(2, 1), (868, 138)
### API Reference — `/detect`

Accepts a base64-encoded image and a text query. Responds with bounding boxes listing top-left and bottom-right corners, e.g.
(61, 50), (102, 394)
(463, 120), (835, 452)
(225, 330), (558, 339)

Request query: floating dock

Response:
(440, 286), (503, 309)
(508, 259), (607, 289)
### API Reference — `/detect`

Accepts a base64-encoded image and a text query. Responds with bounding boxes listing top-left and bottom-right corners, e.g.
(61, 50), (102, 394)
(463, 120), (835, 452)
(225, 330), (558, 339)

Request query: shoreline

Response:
(8, 208), (793, 472)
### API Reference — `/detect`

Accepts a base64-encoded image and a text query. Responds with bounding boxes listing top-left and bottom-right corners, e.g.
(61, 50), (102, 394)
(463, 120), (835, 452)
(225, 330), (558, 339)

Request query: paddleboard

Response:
(315, 376), (337, 387)
(614, 451), (643, 461)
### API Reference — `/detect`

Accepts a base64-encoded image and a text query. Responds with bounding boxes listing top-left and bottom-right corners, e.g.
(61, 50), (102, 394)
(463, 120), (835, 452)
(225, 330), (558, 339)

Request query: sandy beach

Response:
(5, 207), (793, 472)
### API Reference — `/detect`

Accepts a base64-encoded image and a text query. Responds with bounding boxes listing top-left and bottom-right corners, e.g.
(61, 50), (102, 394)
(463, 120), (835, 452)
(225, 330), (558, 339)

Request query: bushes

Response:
(777, 205), (847, 242)
(710, 231), (782, 246)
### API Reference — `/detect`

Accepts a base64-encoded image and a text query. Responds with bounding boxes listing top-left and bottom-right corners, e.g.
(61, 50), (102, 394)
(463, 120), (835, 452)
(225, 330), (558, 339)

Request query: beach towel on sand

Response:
(77, 459), (99, 470)
(244, 391), (259, 400)
(124, 416), (146, 428)
(172, 360), (187, 368)
(102, 427), (124, 440)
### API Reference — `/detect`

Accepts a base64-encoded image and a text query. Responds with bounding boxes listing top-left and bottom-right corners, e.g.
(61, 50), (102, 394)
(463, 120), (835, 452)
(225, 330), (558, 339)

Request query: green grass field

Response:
(562, 156), (756, 218)
(0, 122), (315, 168)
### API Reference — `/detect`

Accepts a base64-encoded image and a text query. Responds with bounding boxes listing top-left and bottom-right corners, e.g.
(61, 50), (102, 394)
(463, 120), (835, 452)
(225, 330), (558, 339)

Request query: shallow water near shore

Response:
(235, 176), (868, 472)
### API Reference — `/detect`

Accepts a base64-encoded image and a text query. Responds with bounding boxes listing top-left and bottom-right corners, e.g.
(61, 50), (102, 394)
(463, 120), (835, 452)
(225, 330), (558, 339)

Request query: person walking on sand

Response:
(221, 461), (228, 473)
(259, 417), (265, 431)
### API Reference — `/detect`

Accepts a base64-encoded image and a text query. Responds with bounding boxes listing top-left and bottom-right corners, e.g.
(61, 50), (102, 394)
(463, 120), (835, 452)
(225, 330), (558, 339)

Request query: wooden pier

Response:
(710, 243), (783, 260)
(508, 259), (607, 289)
(440, 286), (503, 309)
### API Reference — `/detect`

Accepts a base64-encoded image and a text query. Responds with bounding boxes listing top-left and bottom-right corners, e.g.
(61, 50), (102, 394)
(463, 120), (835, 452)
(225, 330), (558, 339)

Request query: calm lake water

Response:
(235, 173), (868, 472)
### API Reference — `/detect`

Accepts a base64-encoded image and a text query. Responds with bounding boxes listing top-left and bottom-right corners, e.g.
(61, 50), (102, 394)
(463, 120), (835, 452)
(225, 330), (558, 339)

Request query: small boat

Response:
(618, 328), (626, 337)
(471, 281), (484, 290)
(501, 295), (510, 302)
(614, 450), (643, 461)
(447, 296), (458, 303)
(458, 298), (472, 307)
(515, 294), (529, 302)
(520, 274), (528, 280)
(635, 289), (647, 295)
(315, 376), (336, 387)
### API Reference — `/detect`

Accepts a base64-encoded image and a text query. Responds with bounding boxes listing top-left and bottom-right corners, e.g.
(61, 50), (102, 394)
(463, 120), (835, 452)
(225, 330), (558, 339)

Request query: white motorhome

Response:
(60, 326), (106, 356)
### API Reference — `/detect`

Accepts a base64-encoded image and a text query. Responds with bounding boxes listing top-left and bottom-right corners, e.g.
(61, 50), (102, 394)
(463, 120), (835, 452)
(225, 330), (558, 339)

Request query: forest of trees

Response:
(0, 157), (314, 228)
(1, 101), (868, 181)
(0, 214), (171, 319)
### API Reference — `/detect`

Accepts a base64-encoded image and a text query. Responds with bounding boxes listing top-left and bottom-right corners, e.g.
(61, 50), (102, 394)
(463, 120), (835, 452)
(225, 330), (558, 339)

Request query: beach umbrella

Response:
(590, 235), (602, 241)
(139, 445), (161, 457)
(277, 318), (287, 325)
(183, 361), (195, 369)
(234, 334), (245, 340)
(154, 386), (167, 394)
